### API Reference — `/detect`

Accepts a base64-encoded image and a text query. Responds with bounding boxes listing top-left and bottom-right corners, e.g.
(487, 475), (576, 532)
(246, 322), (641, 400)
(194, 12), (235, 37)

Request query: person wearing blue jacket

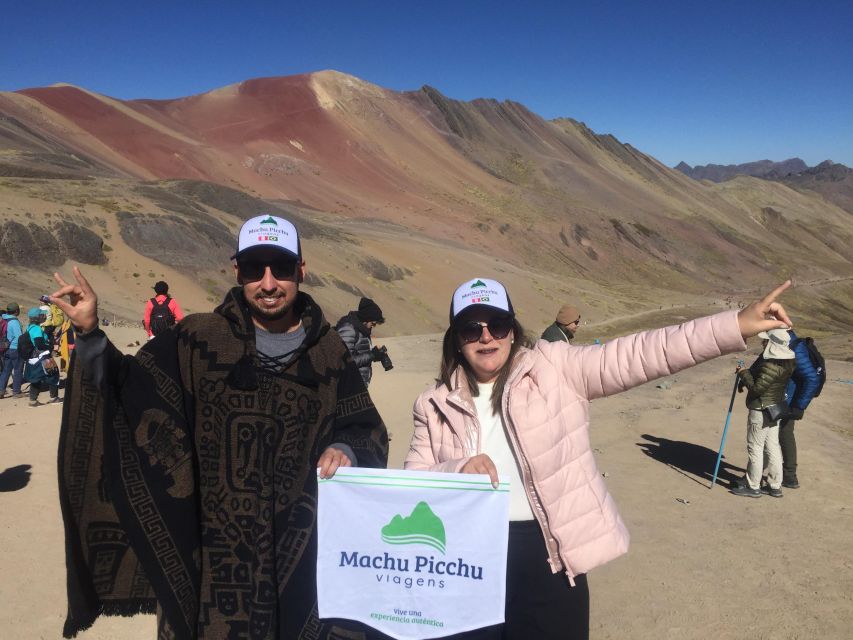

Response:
(0, 302), (25, 398)
(24, 307), (61, 406)
(781, 329), (824, 488)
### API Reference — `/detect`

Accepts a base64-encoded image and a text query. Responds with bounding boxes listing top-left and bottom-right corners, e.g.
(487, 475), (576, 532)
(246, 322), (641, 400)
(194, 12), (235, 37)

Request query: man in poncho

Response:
(53, 214), (388, 639)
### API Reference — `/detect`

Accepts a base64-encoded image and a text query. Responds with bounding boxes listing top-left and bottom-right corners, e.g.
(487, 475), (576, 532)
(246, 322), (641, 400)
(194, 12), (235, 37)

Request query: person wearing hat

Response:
(24, 306), (61, 406)
(335, 297), (388, 387)
(50, 214), (388, 639)
(731, 328), (796, 498)
(541, 304), (581, 342)
(0, 302), (25, 399)
(142, 280), (185, 338)
(405, 277), (793, 639)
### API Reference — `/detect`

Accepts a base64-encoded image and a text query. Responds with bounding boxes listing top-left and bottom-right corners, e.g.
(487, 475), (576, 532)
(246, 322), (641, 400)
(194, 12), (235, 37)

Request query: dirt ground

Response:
(1, 326), (851, 639)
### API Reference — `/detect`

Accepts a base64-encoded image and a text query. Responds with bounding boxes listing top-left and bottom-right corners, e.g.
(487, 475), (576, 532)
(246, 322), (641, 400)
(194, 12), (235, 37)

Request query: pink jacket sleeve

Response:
(549, 310), (746, 401)
(405, 393), (472, 473)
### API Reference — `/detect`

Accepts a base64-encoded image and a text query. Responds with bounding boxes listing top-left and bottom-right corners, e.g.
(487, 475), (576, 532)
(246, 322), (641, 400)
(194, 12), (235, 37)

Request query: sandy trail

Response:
(1, 327), (851, 639)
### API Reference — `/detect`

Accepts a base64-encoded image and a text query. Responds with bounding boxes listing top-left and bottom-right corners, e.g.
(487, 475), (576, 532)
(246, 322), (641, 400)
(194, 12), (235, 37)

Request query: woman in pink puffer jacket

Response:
(404, 277), (792, 640)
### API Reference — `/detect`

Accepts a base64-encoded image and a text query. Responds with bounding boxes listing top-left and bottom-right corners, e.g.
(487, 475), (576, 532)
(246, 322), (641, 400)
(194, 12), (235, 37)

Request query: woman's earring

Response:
(511, 339), (515, 344)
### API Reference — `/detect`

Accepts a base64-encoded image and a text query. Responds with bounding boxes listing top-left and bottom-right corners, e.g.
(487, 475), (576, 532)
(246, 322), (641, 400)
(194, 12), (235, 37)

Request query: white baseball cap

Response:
(450, 277), (514, 322)
(232, 214), (301, 260)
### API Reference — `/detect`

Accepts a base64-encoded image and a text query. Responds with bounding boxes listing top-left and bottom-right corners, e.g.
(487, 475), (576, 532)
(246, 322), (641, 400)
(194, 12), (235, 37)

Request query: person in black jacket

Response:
(780, 330), (825, 488)
(336, 297), (387, 387)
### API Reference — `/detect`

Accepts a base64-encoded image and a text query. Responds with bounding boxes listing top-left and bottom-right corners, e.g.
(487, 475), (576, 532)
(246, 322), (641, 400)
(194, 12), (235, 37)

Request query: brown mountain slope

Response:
(0, 71), (851, 349)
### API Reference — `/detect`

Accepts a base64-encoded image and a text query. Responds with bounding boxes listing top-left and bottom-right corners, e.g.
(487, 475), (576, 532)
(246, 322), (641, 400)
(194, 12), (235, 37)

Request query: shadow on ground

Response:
(0, 464), (32, 492)
(637, 434), (744, 488)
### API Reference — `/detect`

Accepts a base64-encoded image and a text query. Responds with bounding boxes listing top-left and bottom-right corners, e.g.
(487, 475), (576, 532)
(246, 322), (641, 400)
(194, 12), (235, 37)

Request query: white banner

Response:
(317, 467), (510, 639)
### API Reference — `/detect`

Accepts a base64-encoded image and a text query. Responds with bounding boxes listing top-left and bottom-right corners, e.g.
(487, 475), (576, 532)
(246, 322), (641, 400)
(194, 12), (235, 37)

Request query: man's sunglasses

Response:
(237, 258), (298, 281)
(457, 316), (514, 343)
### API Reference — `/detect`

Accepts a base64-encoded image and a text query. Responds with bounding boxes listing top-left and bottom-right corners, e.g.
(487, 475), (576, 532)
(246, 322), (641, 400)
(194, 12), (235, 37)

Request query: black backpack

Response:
(17, 329), (34, 360)
(801, 337), (827, 398)
(150, 297), (176, 336)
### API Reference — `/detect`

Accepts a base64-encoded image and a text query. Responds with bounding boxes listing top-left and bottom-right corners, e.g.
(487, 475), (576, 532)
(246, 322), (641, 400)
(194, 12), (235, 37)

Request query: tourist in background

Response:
(541, 303), (581, 342)
(731, 328), (796, 498)
(24, 307), (60, 406)
(779, 330), (825, 489)
(0, 302), (25, 399)
(143, 280), (185, 338)
(336, 297), (389, 387)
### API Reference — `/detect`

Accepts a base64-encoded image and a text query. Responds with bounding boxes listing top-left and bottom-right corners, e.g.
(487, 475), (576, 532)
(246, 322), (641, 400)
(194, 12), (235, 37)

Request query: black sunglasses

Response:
(237, 258), (298, 281)
(457, 316), (514, 343)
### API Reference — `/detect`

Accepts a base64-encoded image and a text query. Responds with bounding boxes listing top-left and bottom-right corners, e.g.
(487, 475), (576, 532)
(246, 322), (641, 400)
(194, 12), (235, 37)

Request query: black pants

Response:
(444, 520), (590, 640)
(779, 418), (798, 481)
(29, 380), (58, 402)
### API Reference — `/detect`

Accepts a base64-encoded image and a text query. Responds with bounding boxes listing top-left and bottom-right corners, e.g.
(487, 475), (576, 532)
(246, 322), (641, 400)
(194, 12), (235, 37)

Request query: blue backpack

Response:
(801, 337), (826, 397)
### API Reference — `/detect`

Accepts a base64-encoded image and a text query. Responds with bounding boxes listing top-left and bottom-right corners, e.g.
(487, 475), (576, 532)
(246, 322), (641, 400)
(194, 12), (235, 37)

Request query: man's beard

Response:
(246, 294), (296, 322)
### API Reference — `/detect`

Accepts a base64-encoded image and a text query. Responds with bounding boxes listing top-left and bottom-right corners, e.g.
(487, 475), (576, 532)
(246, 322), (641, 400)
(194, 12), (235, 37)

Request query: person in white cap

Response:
(405, 276), (793, 639)
(731, 328), (796, 498)
(48, 214), (388, 639)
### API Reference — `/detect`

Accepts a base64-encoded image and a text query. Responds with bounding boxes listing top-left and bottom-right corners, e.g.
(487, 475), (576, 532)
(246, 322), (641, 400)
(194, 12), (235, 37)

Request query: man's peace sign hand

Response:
(49, 266), (99, 334)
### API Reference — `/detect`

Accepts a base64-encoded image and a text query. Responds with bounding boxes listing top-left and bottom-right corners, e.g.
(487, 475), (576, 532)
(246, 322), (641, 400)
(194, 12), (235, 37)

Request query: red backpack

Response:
(0, 317), (9, 355)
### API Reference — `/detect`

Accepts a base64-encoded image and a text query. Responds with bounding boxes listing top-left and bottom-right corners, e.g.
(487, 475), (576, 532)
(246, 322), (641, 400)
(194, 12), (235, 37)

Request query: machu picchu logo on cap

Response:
(470, 280), (487, 288)
(260, 216), (278, 225)
(381, 501), (446, 554)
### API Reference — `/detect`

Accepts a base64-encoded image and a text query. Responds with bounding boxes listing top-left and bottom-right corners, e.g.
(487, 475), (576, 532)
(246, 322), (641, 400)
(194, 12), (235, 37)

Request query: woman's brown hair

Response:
(438, 315), (531, 416)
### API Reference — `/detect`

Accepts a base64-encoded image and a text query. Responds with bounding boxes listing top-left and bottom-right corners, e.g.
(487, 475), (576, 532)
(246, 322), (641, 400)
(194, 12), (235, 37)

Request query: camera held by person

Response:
(371, 345), (393, 371)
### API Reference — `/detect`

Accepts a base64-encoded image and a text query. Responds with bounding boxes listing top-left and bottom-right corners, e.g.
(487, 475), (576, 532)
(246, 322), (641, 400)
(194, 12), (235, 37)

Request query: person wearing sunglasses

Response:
(541, 303), (581, 343)
(405, 276), (793, 639)
(50, 214), (388, 639)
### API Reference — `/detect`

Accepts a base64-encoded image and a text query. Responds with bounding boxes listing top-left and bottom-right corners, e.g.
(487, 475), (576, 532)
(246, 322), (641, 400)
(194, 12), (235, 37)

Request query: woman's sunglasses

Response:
(237, 258), (298, 282)
(457, 316), (514, 343)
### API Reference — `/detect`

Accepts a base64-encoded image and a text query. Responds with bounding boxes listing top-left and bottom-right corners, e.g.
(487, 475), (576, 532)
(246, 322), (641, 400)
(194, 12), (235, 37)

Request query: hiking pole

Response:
(711, 360), (744, 489)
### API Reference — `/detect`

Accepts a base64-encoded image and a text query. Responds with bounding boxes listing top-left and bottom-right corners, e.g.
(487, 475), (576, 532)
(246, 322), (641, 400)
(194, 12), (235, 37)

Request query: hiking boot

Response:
(782, 478), (800, 489)
(730, 484), (761, 498)
(760, 486), (784, 498)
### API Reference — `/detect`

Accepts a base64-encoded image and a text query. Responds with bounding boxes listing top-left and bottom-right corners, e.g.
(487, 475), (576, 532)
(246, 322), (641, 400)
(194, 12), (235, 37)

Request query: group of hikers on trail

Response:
(1, 299), (72, 406)
(1, 279), (182, 406)
(46, 212), (823, 640)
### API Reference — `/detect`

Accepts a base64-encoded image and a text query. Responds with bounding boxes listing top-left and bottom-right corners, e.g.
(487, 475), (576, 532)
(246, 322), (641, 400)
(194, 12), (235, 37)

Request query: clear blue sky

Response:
(2, 1), (851, 167)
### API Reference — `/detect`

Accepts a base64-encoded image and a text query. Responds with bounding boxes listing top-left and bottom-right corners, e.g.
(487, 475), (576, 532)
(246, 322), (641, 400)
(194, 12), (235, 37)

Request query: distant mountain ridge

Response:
(676, 158), (853, 214)
(675, 158), (810, 182)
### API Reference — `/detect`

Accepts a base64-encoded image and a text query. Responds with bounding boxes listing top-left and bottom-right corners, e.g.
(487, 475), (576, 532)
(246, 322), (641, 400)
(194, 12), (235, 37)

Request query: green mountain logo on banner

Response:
(260, 216), (278, 225)
(470, 280), (487, 288)
(381, 501), (446, 554)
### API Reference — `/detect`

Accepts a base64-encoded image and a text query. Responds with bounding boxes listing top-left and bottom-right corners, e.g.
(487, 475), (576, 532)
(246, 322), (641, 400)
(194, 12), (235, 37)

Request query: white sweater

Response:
(473, 382), (535, 521)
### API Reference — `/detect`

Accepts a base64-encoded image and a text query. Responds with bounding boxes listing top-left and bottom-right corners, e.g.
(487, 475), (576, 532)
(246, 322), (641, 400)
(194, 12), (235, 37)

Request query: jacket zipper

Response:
(502, 385), (577, 586)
